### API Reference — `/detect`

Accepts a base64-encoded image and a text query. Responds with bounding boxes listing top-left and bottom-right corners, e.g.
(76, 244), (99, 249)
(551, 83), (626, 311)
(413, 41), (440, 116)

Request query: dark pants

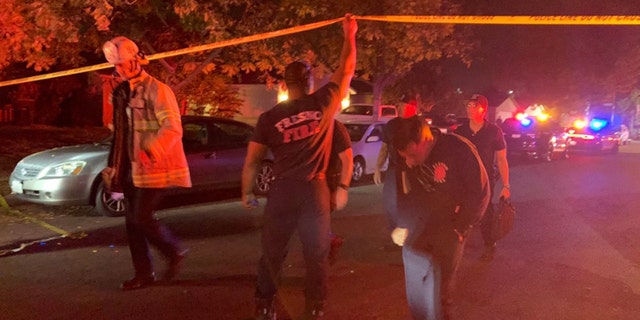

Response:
(256, 179), (331, 302)
(403, 234), (465, 320)
(480, 202), (496, 246)
(480, 180), (497, 246)
(123, 184), (182, 277)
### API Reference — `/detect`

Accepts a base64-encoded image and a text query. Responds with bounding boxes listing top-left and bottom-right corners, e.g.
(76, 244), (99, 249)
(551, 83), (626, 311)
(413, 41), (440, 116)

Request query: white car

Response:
(340, 118), (390, 182)
(336, 103), (397, 122)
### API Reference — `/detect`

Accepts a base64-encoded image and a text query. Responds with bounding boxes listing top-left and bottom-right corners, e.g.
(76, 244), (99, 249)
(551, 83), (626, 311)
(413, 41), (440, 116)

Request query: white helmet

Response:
(102, 36), (149, 65)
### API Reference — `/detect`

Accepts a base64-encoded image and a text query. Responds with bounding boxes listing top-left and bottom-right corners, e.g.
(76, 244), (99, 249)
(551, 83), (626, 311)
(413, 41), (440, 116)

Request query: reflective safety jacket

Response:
(124, 71), (192, 189)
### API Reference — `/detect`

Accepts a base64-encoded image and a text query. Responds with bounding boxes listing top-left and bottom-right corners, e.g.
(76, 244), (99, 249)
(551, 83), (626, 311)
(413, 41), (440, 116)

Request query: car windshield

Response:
(341, 105), (373, 115)
(380, 107), (396, 117)
(343, 124), (371, 142)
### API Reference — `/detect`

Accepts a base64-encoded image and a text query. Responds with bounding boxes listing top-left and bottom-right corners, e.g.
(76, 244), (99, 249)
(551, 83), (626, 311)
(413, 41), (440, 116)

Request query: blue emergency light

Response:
(520, 117), (533, 127)
(589, 118), (608, 131)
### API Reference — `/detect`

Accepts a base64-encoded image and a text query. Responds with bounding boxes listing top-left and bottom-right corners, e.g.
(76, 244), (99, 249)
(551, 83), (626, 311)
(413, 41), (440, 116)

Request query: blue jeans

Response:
(402, 234), (466, 320)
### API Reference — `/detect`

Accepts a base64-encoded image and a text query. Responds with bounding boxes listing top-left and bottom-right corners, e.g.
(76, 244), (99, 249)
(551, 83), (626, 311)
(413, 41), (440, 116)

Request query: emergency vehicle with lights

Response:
(501, 111), (571, 161)
(566, 117), (621, 154)
(565, 103), (622, 154)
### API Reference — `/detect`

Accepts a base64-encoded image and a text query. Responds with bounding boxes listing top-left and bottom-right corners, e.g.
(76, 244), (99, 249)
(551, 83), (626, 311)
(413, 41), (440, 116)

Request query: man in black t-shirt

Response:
(454, 94), (511, 262)
(240, 15), (357, 320)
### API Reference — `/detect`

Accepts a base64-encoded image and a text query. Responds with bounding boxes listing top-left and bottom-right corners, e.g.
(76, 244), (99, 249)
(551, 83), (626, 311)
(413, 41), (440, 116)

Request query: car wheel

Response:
(254, 161), (274, 195)
(93, 181), (126, 217)
(352, 157), (365, 182)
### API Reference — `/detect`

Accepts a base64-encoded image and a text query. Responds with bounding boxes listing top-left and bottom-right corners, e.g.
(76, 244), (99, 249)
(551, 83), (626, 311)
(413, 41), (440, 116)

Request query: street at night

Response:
(2, 144), (640, 320)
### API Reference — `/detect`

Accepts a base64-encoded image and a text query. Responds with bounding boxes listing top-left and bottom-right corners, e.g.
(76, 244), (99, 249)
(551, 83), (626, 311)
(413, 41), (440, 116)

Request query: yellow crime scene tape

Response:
(0, 17), (342, 88)
(2, 15), (640, 88)
(358, 15), (640, 25)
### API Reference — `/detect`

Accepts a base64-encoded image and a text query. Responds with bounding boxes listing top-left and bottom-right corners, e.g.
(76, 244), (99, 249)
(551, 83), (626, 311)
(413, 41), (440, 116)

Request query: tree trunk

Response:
(371, 74), (396, 120)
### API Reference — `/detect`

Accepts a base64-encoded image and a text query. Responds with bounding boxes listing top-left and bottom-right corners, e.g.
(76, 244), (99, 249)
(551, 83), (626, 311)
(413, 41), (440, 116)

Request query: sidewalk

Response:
(0, 193), (119, 254)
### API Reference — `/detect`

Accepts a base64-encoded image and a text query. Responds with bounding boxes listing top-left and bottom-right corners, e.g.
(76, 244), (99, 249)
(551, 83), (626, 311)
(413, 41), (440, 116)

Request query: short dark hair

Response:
(392, 116), (424, 152)
(284, 61), (311, 87)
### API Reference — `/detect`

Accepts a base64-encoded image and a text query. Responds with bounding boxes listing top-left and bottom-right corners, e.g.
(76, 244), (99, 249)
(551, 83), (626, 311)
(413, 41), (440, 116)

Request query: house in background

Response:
(232, 78), (374, 125)
(494, 95), (520, 124)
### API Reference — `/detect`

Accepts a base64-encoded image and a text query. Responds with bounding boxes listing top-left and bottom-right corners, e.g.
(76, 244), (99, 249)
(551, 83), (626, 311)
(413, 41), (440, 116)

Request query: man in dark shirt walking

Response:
(454, 94), (511, 261)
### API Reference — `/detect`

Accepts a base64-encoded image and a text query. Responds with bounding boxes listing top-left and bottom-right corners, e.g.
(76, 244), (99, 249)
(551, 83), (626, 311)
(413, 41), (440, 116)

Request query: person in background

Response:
(373, 101), (418, 229)
(391, 116), (490, 319)
(101, 36), (191, 290)
(240, 14), (357, 320)
(454, 94), (510, 261)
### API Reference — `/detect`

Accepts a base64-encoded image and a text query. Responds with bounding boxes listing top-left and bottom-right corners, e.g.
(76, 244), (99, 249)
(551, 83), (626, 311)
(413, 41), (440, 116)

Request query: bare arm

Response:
(373, 142), (389, 185)
(333, 148), (353, 211)
(495, 148), (511, 199)
(241, 141), (269, 209)
(327, 14), (357, 117)
(338, 148), (353, 188)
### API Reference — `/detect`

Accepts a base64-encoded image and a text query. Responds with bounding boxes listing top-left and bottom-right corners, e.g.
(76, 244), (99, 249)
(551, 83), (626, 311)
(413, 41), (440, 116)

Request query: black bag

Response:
(491, 197), (515, 240)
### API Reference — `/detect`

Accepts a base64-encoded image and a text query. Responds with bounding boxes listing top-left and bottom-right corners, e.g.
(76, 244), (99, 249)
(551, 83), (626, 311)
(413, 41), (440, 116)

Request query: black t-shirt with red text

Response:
(252, 83), (340, 181)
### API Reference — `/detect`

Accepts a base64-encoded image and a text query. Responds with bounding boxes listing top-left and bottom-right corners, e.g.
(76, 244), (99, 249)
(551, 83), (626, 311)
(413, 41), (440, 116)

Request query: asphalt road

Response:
(1, 143), (640, 319)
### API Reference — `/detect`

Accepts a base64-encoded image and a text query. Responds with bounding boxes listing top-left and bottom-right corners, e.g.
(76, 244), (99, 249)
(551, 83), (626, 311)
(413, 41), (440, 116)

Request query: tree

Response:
(341, 1), (474, 114)
(1, 0), (474, 120)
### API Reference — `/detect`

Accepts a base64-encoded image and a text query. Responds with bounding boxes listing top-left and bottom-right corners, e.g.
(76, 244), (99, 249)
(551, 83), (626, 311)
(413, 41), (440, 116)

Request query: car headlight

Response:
(41, 161), (87, 178)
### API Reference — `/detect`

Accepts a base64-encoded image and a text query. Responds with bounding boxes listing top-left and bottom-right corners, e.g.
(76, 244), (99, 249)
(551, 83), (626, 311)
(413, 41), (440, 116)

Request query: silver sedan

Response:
(9, 116), (274, 216)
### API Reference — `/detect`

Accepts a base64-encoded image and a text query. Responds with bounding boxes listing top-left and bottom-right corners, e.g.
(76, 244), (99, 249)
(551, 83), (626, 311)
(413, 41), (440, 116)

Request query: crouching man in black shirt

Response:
(391, 116), (490, 320)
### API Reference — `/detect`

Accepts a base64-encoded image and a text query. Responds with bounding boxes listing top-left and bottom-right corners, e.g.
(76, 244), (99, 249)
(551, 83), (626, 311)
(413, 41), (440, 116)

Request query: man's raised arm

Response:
(327, 14), (357, 117)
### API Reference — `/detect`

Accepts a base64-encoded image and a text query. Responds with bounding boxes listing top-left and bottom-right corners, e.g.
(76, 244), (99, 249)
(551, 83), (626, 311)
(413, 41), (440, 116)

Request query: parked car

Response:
(566, 124), (620, 154)
(421, 113), (460, 133)
(9, 116), (274, 217)
(501, 117), (571, 161)
(340, 118), (390, 182)
(336, 103), (397, 122)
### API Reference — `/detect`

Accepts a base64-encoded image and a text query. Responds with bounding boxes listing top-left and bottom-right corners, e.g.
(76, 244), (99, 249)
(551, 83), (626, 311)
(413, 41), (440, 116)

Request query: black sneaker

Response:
(480, 243), (496, 262)
(302, 308), (324, 320)
(302, 301), (324, 320)
(120, 273), (156, 291)
(255, 298), (276, 320)
(163, 248), (189, 281)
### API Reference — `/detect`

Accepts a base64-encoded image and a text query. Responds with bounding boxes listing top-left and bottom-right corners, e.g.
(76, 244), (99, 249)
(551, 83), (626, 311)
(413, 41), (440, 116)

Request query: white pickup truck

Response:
(336, 103), (398, 122)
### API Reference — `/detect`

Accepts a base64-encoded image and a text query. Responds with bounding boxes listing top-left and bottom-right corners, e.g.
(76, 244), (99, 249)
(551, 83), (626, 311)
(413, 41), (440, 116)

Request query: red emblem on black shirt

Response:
(432, 162), (448, 183)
